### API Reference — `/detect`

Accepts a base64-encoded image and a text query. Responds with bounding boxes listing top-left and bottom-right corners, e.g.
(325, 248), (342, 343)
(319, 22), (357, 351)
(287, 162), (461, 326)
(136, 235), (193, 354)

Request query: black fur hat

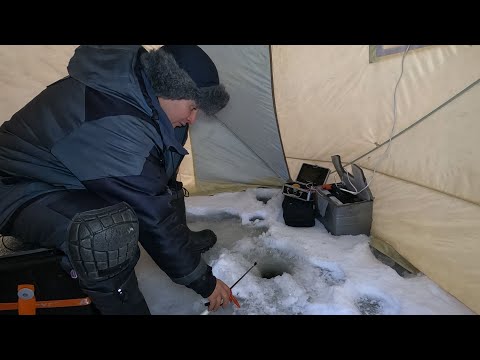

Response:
(140, 45), (230, 116)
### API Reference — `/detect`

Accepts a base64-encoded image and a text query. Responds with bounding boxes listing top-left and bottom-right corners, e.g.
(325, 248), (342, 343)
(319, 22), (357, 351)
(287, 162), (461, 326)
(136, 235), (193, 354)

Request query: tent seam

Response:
(345, 77), (480, 168)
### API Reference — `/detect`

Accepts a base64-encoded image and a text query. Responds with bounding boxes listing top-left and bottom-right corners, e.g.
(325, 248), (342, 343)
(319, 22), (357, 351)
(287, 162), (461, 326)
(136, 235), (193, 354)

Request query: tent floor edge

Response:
(369, 237), (420, 277)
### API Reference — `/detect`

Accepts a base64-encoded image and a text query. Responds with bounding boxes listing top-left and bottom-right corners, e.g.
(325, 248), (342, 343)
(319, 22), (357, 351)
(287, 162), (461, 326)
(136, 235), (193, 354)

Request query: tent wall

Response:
(271, 45), (480, 313)
(186, 45), (289, 193)
(1, 45), (77, 124)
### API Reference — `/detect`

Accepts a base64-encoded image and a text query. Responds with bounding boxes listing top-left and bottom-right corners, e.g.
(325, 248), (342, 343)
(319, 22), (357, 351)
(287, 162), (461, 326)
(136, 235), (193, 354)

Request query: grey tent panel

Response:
(191, 45), (289, 186)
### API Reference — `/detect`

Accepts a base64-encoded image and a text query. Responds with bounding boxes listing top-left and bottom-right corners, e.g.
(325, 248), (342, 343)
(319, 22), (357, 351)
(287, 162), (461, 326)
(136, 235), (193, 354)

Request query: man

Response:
(0, 45), (232, 314)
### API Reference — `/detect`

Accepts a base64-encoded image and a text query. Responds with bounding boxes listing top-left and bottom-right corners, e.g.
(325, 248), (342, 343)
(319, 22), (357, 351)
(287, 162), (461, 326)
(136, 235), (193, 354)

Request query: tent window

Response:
(369, 45), (430, 63)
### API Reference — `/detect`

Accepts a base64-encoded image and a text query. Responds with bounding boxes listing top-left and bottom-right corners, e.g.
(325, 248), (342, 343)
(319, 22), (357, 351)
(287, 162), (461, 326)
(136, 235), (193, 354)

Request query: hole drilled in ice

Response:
(256, 255), (292, 279)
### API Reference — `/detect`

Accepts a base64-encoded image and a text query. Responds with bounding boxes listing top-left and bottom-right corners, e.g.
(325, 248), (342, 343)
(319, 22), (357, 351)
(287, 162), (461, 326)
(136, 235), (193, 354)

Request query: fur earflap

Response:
(198, 84), (230, 116)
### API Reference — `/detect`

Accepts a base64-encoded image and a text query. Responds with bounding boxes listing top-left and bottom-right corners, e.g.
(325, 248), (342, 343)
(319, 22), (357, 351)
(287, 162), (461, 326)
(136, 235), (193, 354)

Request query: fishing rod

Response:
(204, 261), (257, 308)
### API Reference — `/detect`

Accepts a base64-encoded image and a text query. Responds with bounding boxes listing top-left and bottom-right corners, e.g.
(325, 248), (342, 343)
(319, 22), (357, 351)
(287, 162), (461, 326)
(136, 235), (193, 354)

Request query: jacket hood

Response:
(67, 45), (152, 114)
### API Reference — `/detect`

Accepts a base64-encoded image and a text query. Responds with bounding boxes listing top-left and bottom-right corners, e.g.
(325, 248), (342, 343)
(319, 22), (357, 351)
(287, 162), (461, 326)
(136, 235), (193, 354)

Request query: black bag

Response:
(282, 196), (315, 227)
(281, 163), (329, 228)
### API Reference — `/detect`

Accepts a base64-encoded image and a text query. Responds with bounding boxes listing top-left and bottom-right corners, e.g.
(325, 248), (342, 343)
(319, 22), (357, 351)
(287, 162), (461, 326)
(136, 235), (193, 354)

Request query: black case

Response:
(282, 196), (316, 227)
(282, 164), (330, 227)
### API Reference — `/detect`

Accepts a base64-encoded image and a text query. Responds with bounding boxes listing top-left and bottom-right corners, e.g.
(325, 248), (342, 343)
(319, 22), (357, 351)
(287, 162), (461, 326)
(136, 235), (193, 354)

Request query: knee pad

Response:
(67, 202), (139, 282)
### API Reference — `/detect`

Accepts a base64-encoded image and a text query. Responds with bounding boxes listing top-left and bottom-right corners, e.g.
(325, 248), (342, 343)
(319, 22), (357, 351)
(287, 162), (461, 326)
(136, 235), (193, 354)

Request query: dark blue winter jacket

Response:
(0, 45), (216, 298)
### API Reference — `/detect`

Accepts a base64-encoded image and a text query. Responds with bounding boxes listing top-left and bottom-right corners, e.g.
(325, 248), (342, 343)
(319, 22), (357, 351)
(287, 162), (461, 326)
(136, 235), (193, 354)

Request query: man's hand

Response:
(207, 279), (231, 312)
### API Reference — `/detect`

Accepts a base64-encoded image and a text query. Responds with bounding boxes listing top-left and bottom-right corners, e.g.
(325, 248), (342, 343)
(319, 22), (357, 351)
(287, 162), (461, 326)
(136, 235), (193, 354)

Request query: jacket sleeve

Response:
(51, 116), (216, 298)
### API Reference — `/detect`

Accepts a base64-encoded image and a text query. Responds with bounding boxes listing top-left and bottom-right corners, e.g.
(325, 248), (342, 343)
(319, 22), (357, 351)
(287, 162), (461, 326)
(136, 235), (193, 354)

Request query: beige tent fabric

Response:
(0, 45), (77, 123)
(177, 134), (196, 190)
(272, 46), (480, 166)
(272, 45), (480, 313)
(359, 83), (480, 205)
(369, 171), (480, 314)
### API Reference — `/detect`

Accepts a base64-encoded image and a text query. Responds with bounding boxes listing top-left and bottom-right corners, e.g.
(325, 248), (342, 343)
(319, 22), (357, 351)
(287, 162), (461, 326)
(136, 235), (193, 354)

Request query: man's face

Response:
(158, 98), (199, 128)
